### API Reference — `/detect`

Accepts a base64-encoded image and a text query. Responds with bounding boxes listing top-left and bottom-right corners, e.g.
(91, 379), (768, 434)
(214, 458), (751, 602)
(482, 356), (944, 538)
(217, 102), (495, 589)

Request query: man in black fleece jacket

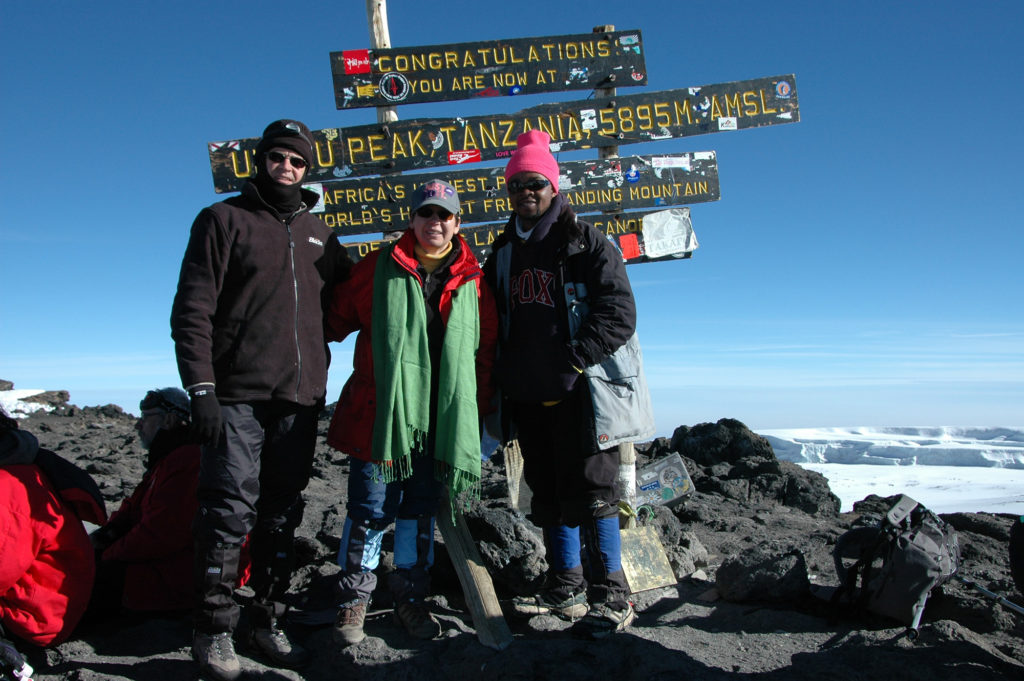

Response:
(171, 119), (351, 680)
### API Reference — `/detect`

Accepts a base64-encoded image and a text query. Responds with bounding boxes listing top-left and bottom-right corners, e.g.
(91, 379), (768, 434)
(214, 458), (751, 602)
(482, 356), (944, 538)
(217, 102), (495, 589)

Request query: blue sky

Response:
(2, 1), (1022, 431)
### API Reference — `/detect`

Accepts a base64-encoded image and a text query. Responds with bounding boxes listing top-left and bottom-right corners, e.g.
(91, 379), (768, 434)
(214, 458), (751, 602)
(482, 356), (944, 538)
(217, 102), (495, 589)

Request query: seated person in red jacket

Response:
(91, 388), (228, 613)
(0, 408), (107, 647)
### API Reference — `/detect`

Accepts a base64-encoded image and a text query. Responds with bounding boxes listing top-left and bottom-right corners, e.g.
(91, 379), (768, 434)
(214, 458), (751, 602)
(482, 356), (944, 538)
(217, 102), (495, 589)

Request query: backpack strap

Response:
(832, 525), (890, 607)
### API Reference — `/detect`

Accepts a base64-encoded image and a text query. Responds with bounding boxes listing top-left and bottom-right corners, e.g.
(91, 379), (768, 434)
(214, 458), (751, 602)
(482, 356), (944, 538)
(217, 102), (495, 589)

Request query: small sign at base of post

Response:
(620, 524), (678, 593)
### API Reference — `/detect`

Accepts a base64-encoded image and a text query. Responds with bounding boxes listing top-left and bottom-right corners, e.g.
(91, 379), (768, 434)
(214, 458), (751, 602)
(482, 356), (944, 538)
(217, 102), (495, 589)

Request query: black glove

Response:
(190, 391), (222, 446)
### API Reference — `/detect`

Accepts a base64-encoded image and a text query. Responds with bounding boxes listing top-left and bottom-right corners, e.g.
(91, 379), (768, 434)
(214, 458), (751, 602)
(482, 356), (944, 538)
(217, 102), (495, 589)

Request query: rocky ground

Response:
(8, 390), (1024, 680)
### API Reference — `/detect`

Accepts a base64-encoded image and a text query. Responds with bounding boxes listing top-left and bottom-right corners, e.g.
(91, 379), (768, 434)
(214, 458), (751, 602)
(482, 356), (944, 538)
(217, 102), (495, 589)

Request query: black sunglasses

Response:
(266, 150), (309, 169)
(507, 177), (551, 193)
(415, 206), (454, 220)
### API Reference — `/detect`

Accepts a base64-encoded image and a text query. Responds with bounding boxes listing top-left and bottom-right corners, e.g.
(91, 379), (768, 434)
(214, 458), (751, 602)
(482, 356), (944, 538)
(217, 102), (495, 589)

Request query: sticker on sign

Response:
(641, 208), (698, 258)
(651, 156), (692, 171)
(343, 50), (371, 74)
(448, 150), (482, 164)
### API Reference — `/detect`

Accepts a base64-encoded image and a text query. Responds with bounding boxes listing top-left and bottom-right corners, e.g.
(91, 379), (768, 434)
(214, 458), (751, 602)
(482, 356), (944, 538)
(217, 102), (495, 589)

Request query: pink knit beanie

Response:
(504, 130), (559, 194)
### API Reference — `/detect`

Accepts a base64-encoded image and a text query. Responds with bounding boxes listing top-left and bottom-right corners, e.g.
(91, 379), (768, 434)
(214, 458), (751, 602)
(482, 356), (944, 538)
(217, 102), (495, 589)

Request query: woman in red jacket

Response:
(326, 179), (497, 646)
(0, 410), (107, 647)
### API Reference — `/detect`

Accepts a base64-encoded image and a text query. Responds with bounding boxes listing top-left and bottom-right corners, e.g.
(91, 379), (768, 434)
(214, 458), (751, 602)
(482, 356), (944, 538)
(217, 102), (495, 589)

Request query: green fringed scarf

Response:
(370, 243), (482, 510)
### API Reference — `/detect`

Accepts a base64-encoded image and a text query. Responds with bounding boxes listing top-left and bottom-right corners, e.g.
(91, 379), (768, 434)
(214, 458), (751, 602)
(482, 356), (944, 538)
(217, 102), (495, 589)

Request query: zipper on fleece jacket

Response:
(286, 220), (302, 402)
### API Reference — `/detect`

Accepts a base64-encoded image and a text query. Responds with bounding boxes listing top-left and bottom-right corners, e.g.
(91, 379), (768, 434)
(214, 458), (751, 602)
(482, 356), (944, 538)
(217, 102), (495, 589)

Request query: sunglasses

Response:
(415, 206), (454, 221)
(507, 177), (551, 193)
(266, 150), (309, 169)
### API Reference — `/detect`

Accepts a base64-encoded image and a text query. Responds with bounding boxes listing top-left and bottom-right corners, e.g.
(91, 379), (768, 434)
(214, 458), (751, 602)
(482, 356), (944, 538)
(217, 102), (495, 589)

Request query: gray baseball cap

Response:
(410, 179), (461, 215)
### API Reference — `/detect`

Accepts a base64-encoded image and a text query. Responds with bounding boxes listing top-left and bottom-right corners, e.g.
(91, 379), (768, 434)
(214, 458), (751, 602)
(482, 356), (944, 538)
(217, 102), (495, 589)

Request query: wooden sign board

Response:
(330, 29), (646, 108)
(208, 74), (798, 192)
(341, 207), (698, 266)
(305, 152), (719, 234)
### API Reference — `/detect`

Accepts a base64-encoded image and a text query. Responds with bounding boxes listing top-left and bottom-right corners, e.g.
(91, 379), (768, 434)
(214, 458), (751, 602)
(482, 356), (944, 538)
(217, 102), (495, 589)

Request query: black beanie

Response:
(254, 119), (315, 168)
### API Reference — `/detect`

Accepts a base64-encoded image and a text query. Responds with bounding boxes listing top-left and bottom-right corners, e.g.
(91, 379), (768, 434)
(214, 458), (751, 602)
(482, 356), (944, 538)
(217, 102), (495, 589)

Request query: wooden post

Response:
(437, 500), (514, 650)
(593, 24), (638, 526)
(365, 0), (397, 125)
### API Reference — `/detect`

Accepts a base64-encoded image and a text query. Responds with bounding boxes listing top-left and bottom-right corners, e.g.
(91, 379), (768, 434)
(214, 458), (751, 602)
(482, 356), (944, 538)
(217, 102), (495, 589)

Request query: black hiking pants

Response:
(193, 400), (317, 633)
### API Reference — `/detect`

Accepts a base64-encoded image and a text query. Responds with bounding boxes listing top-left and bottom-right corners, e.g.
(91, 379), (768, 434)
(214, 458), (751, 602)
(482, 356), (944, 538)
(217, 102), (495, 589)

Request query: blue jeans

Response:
(336, 454), (441, 603)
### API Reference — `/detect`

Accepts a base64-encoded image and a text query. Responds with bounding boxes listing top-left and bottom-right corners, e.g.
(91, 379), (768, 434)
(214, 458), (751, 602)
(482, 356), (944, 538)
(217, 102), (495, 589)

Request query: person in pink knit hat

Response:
(482, 130), (654, 639)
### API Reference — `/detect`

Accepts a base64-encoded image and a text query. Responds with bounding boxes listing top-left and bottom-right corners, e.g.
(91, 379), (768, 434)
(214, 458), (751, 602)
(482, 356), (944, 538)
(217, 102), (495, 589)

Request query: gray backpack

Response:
(833, 495), (961, 637)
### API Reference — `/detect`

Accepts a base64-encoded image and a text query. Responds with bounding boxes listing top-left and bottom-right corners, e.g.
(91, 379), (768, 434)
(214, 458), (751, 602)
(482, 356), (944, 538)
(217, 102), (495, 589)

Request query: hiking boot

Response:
(572, 600), (636, 639)
(394, 598), (442, 640)
(511, 587), (589, 620)
(333, 599), (368, 646)
(247, 625), (310, 668)
(192, 631), (241, 681)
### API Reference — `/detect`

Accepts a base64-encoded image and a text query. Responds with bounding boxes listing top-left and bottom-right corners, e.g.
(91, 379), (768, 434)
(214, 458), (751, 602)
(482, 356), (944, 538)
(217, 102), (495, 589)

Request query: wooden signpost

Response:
(331, 29), (647, 108)
(202, 8), (800, 648)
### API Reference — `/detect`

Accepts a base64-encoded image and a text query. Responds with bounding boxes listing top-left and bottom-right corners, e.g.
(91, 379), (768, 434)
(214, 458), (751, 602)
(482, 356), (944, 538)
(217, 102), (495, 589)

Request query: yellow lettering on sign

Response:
(346, 137), (366, 164)
(536, 116), (558, 140)
(723, 92), (740, 117)
(471, 229), (498, 246)
(674, 100), (693, 126)
(492, 72), (528, 88)
(452, 74), (483, 91)
(314, 141), (333, 167)
(535, 69), (558, 85)
(391, 134), (408, 158)
(710, 95), (724, 119)
(595, 217), (641, 235)
(483, 197), (511, 214)
(410, 78), (443, 94)
(743, 91), (759, 116)
(565, 115), (585, 141)
(367, 135), (385, 161)
(477, 122), (499, 149)
(759, 89), (778, 114)
(528, 45), (540, 61)
(406, 130), (428, 157)
(230, 151), (253, 179)
(445, 51), (459, 69)
(564, 187), (623, 207)
(500, 120), (517, 148)
(357, 241), (383, 258)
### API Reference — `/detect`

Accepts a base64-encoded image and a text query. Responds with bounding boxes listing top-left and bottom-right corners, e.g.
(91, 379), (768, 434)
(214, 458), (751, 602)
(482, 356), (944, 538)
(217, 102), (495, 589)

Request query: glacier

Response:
(759, 426), (1024, 468)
